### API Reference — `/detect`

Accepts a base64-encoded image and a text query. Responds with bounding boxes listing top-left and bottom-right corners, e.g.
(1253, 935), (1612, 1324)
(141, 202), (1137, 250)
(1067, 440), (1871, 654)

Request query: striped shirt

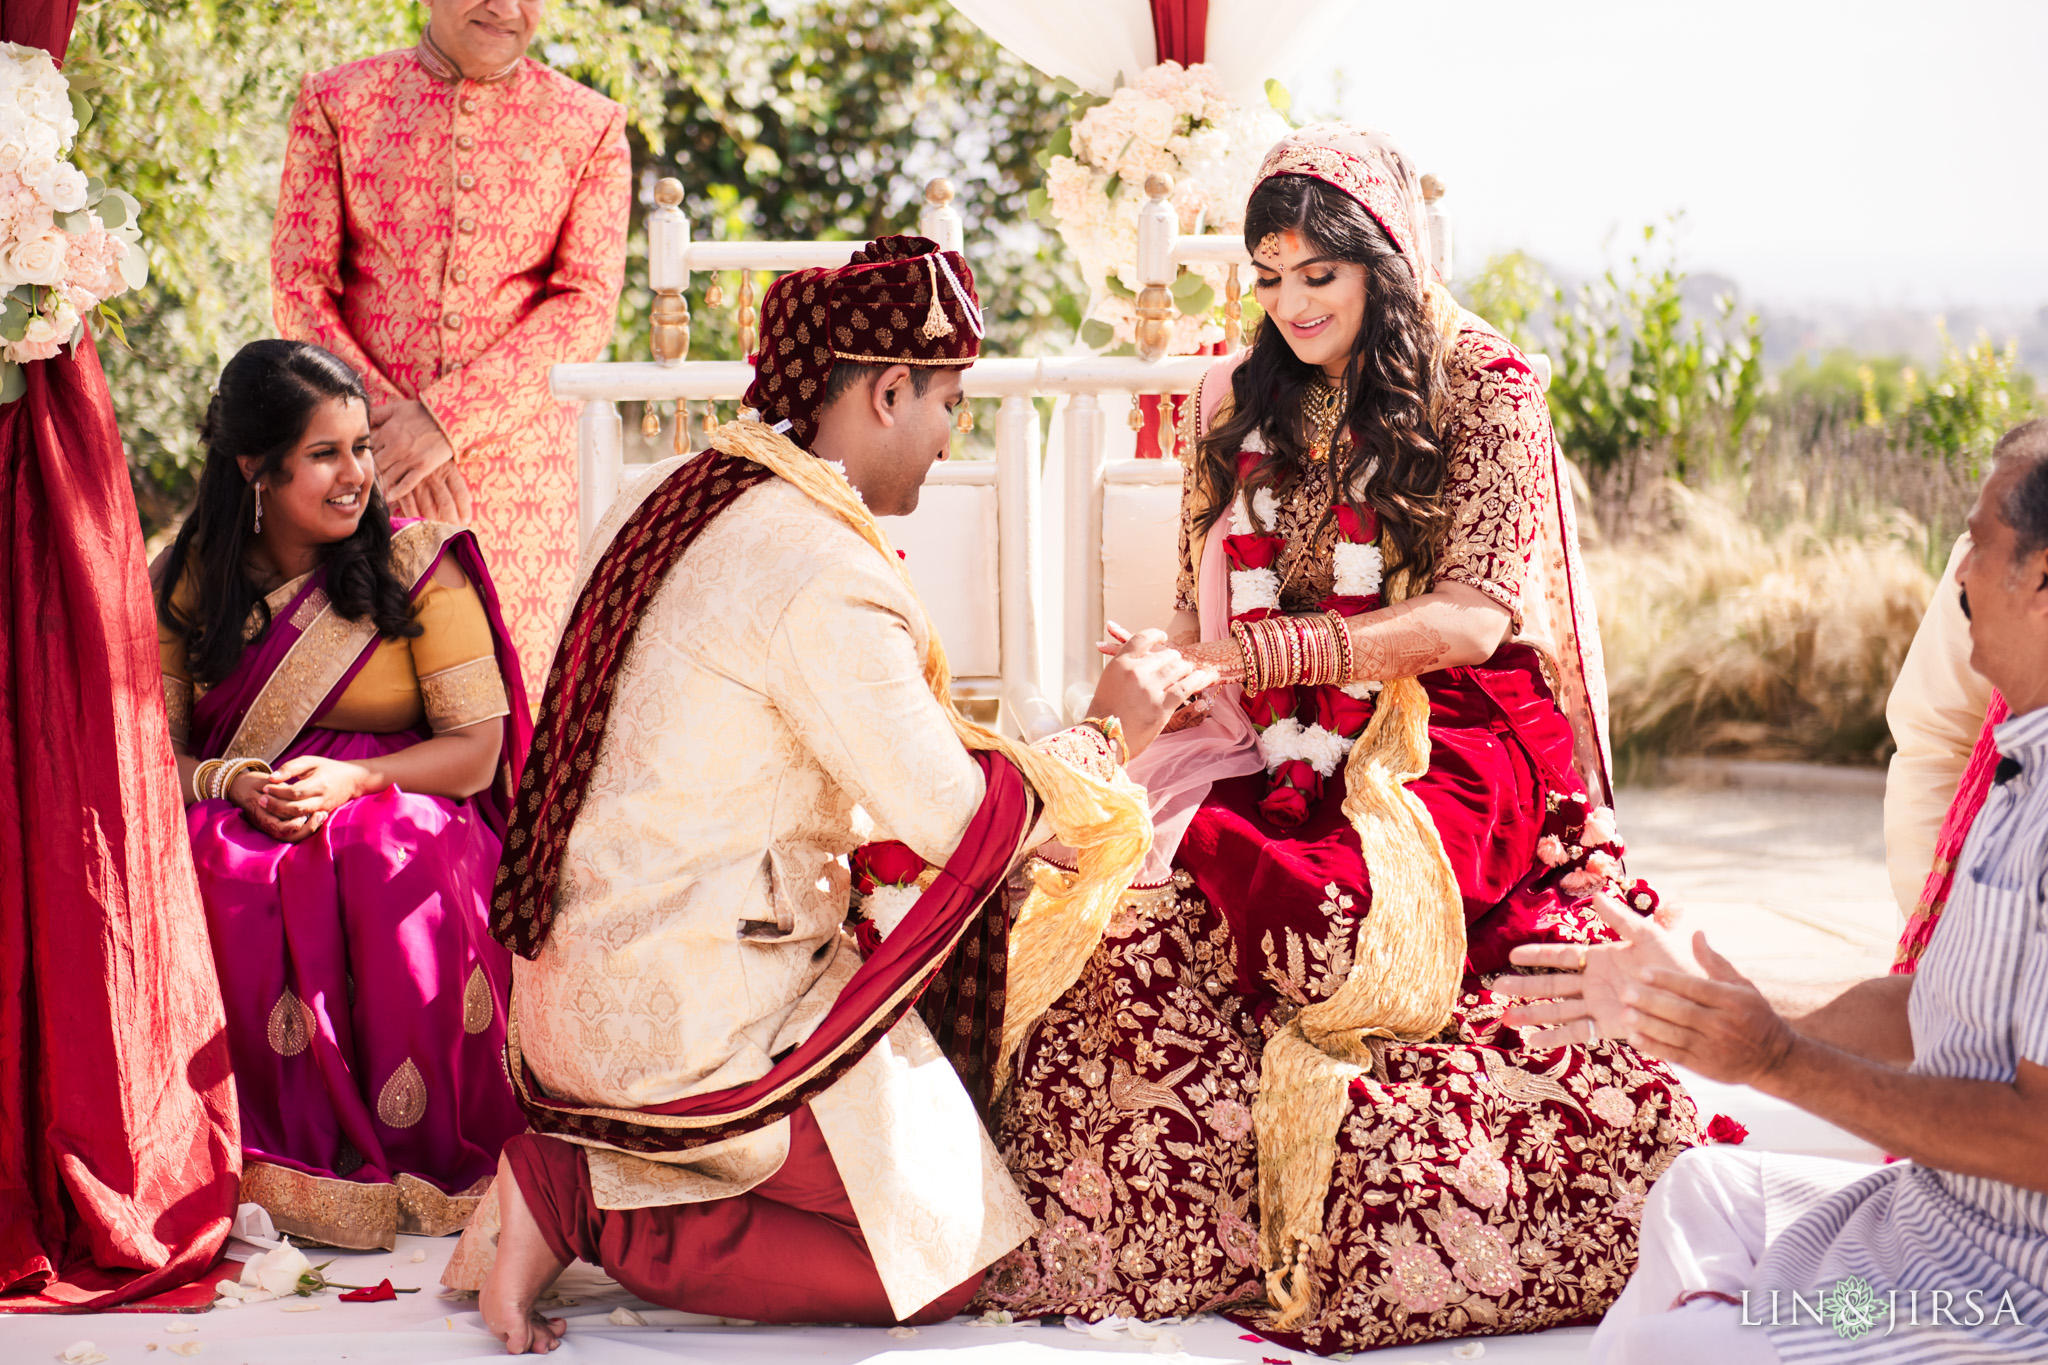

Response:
(1754, 702), (2048, 1362)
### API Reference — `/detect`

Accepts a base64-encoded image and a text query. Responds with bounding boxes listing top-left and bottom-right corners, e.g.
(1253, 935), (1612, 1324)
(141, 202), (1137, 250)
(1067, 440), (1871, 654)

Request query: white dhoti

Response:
(1593, 1146), (1875, 1365)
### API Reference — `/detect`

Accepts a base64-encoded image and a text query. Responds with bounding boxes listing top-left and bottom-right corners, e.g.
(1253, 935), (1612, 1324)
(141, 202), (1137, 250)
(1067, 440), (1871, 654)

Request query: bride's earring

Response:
(252, 482), (263, 534)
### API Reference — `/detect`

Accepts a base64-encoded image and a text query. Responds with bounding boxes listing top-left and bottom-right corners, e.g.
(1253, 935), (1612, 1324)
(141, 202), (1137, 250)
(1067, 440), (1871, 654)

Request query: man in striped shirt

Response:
(1499, 418), (2048, 1364)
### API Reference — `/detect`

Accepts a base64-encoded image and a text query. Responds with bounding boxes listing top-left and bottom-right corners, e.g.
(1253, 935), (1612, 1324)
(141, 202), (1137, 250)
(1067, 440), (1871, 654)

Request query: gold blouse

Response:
(160, 547), (510, 747)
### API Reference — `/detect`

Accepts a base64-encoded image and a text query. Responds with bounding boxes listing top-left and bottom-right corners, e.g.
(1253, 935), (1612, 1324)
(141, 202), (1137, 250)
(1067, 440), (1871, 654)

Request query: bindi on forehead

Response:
(1253, 230), (1308, 267)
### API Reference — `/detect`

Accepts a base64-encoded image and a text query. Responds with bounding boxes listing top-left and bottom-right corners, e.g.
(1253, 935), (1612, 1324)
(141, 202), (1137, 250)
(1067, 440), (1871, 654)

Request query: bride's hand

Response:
(1097, 621), (1245, 685)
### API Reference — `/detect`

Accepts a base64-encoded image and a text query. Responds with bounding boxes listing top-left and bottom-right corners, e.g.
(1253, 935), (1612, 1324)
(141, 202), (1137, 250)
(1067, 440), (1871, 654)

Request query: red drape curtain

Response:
(1149, 0), (1208, 64)
(0, 0), (240, 1310)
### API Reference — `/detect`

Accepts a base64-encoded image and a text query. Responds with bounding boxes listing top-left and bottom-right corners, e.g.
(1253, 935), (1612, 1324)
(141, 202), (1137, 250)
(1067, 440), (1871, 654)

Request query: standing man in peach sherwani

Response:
(272, 0), (631, 693)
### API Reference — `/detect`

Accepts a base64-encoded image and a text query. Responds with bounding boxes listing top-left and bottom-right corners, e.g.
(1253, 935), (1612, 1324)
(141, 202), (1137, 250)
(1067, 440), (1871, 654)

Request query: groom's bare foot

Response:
(479, 1153), (568, 1354)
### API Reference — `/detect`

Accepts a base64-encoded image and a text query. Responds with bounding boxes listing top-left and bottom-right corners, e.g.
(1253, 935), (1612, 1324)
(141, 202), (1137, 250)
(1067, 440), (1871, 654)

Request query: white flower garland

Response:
(1255, 714), (1355, 778)
(861, 883), (923, 941)
(1331, 540), (1384, 598)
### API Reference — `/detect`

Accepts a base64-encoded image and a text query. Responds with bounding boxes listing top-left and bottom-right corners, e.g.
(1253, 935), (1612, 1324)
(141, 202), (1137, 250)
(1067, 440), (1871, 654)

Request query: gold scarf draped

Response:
(708, 420), (1153, 1090)
(1198, 285), (1474, 1328)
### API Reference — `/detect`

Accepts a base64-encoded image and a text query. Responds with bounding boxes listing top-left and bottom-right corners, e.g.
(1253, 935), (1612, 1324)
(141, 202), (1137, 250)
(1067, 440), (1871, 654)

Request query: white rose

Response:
(22, 315), (55, 343)
(6, 230), (65, 285)
(51, 297), (79, 340)
(0, 140), (23, 175)
(1129, 96), (1177, 149)
(44, 163), (85, 213)
(19, 120), (55, 159)
(240, 1240), (313, 1298)
(17, 149), (53, 189)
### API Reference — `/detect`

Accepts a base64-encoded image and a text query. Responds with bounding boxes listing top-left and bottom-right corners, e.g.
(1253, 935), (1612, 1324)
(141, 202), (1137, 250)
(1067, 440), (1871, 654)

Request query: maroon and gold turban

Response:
(742, 233), (984, 446)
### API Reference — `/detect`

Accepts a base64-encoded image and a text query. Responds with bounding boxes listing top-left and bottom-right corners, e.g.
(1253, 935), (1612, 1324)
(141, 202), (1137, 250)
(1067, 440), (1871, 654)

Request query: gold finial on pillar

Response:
(737, 272), (758, 358)
(649, 177), (691, 366)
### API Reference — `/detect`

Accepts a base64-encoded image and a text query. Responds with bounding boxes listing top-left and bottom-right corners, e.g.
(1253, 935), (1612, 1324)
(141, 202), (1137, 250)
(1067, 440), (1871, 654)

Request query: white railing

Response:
(559, 173), (1254, 739)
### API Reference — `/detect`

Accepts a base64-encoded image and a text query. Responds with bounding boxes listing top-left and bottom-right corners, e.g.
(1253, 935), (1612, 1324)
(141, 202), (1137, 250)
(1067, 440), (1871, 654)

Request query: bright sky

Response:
(1288, 0), (2048, 310)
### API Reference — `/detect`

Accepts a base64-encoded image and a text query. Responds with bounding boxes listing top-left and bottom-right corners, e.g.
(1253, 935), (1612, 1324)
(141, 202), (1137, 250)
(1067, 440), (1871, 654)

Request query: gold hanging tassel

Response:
(1128, 393), (1145, 432)
(640, 404), (661, 439)
(673, 401), (690, 455)
(703, 405), (719, 436)
(916, 256), (956, 342)
(955, 405), (974, 433)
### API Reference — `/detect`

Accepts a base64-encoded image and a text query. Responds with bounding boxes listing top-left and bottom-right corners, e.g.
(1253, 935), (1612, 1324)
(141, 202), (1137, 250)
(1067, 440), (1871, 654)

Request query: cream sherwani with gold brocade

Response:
(511, 458), (1049, 1319)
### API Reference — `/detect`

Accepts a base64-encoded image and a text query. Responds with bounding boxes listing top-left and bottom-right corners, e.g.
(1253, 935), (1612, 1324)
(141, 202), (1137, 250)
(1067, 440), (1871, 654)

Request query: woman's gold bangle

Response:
(191, 758), (224, 804)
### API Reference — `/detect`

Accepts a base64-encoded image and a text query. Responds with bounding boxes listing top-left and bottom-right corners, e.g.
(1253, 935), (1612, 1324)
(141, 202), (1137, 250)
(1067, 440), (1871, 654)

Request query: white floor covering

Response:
(13, 777), (1897, 1364)
(6, 1069), (1879, 1365)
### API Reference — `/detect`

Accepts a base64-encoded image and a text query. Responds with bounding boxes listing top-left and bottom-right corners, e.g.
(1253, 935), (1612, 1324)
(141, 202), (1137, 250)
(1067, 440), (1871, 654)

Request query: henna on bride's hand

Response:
(1172, 639), (1245, 684)
(1161, 692), (1212, 733)
(1352, 617), (1448, 679)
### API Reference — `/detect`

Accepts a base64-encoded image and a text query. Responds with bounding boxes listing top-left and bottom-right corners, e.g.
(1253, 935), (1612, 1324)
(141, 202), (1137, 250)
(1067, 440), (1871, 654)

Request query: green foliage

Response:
(1545, 222), (1762, 474)
(610, 0), (1076, 369)
(73, 0), (1074, 534)
(1459, 249), (1547, 353)
(1891, 326), (2036, 473)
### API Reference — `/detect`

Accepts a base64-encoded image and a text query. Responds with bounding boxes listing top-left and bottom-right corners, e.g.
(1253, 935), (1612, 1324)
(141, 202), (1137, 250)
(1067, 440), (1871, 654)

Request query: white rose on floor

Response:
(240, 1238), (313, 1297)
(45, 163), (86, 213)
(5, 229), (65, 285)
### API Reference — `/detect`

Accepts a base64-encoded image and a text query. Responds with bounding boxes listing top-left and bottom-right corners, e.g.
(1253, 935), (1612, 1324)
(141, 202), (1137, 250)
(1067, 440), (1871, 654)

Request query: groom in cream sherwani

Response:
(453, 235), (1214, 1353)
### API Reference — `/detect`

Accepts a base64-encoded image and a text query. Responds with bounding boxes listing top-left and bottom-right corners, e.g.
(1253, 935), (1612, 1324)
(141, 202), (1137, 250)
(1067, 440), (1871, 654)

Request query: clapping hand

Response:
(1610, 940), (1797, 1085)
(1493, 891), (1700, 1049)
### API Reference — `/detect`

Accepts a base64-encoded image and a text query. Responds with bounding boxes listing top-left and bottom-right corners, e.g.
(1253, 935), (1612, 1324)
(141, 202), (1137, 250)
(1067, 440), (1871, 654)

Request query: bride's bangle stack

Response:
(1230, 610), (1357, 695)
(190, 756), (274, 804)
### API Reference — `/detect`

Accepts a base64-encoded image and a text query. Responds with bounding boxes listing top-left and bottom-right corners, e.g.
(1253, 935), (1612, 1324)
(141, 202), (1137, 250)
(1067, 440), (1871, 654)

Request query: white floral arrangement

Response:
(0, 42), (148, 401)
(1033, 62), (1288, 354)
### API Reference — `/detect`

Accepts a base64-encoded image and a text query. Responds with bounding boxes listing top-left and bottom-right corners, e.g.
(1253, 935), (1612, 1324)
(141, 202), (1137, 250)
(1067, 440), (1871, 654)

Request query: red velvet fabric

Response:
(503, 1110), (981, 1325)
(1148, 0), (1208, 63)
(1179, 643), (1588, 990)
(0, 335), (240, 1303)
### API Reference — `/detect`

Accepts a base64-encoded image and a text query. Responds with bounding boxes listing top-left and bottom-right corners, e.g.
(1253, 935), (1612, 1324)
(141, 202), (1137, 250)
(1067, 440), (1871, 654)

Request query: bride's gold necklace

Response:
(1302, 377), (1349, 464)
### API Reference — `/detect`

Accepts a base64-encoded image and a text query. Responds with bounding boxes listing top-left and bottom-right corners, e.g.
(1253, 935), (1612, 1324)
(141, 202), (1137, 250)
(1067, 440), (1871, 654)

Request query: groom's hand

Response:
(1087, 623), (1217, 760)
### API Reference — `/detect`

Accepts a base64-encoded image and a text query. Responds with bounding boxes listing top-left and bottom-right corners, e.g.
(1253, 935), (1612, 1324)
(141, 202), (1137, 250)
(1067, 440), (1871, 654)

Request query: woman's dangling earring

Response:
(252, 482), (262, 534)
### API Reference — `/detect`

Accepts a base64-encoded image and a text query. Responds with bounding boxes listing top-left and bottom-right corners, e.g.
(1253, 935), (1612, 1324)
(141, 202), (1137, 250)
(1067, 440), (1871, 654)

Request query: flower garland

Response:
(1034, 61), (1288, 354)
(1532, 787), (1671, 924)
(847, 839), (928, 957)
(1226, 450), (1385, 829)
(0, 43), (149, 402)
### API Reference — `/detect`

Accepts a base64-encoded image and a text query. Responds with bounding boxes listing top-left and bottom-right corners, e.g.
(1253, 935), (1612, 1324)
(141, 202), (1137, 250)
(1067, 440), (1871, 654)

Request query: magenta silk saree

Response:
(184, 521), (530, 1250)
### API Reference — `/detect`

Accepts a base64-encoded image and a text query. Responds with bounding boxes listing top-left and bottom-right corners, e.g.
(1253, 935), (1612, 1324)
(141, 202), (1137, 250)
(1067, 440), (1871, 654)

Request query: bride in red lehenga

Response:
(978, 125), (1703, 1354)
(0, 10), (239, 1313)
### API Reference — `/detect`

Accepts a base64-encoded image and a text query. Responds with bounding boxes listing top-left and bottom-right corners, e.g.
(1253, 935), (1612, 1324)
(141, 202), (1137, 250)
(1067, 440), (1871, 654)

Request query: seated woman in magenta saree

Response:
(155, 341), (529, 1251)
(979, 127), (1703, 1355)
